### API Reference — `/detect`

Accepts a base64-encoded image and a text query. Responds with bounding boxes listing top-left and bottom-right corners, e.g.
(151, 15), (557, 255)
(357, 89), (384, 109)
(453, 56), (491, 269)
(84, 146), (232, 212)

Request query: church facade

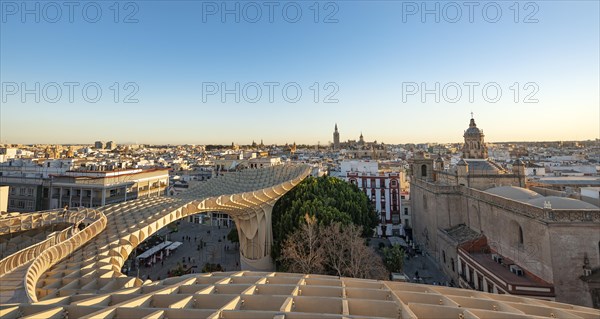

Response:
(410, 117), (600, 308)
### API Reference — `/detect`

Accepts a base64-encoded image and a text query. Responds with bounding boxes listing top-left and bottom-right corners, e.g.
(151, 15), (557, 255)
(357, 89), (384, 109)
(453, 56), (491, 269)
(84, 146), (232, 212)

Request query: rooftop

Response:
(2, 271), (598, 319)
(444, 224), (482, 244)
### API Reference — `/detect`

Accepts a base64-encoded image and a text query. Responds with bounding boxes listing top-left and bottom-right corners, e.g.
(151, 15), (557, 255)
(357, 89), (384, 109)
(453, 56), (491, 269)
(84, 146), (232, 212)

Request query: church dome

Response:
(485, 186), (542, 202)
(465, 126), (481, 135)
(464, 118), (482, 136)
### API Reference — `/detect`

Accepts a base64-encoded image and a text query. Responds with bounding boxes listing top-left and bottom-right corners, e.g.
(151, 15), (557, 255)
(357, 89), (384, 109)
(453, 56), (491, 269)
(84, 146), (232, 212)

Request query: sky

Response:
(1, 0), (599, 145)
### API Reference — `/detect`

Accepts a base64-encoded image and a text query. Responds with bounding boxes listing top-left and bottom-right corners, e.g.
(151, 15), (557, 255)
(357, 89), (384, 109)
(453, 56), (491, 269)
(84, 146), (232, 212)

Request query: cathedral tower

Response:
(333, 124), (340, 150)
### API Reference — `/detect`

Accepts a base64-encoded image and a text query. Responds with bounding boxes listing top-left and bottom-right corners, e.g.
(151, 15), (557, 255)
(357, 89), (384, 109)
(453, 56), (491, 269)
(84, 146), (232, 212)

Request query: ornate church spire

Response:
(462, 115), (488, 159)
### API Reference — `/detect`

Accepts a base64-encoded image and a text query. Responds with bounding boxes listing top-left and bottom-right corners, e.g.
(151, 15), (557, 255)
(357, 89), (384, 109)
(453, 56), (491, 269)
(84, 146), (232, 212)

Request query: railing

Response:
(24, 209), (107, 303)
(0, 226), (75, 276)
(0, 209), (84, 235)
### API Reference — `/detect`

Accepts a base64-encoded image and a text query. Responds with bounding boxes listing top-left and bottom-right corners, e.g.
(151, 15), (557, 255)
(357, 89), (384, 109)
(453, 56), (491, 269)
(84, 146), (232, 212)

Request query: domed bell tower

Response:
(462, 115), (488, 159)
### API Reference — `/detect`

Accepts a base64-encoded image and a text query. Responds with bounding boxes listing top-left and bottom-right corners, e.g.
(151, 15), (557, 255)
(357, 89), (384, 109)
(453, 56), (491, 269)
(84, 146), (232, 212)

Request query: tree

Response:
(280, 214), (326, 274)
(202, 263), (223, 273)
(382, 244), (406, 273)
(280, 218), (388, 280)
(321, 223), (387, 280)
(227, 228), (239, 243)
(272, 176), (378, 262)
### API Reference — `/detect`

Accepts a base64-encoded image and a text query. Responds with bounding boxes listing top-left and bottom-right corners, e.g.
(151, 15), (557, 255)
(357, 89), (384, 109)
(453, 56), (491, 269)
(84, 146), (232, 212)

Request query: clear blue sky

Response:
(1, 0), (598, 145)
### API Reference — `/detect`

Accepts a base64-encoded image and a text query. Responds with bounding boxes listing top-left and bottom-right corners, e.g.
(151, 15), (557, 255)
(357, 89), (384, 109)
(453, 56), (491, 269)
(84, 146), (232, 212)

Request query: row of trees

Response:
(279, 214), (388, 280)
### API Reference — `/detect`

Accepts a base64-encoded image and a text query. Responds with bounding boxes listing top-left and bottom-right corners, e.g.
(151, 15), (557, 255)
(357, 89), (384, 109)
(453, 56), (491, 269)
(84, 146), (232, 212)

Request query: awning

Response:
(137, 241), (172, 259)
(388, 236), (408, 247)
(166, 241), (183, 251)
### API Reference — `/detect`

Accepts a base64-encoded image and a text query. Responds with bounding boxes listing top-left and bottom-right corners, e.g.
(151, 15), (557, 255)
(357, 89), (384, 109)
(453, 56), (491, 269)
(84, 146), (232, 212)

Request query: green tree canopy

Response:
(382, 244), (406, 273)
(271, 175), (378, 262)
(227, 228), (239, 243)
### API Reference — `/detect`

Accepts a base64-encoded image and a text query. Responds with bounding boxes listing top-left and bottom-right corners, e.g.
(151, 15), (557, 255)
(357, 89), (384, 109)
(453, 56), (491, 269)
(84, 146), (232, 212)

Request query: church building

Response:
(410, 116), (600, 308)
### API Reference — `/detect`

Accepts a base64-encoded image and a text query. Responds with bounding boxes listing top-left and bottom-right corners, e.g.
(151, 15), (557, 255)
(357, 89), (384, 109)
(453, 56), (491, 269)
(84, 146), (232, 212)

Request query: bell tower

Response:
(410, 151), (435, 182)
(333, 124), (340, 150)
(462, 114), (488, 159)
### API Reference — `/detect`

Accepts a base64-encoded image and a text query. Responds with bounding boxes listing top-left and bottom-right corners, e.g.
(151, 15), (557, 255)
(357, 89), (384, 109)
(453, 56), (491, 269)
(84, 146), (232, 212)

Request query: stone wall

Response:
(410, 178), (600, 306)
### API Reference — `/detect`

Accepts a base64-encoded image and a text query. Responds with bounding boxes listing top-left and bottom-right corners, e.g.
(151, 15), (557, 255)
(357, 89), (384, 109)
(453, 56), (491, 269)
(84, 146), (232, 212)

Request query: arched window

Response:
(518, 226), (524, 245)
(421, 164), (427, 177)
(510, 220), (524, 247)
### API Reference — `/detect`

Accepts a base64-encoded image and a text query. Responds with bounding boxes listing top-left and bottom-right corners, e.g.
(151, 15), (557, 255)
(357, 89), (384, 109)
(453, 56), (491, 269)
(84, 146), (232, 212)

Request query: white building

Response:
(339, 160), (409, 237)
(48, 168), (169, 209)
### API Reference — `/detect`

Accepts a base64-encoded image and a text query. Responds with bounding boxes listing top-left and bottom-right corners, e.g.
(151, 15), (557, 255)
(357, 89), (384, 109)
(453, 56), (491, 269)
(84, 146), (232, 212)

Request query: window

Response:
(404, 219), (410, 227)
(26, 201), (34, 210)
(518, 226), (524, 245)
(487, 280), (494, 293)
(404, 208), (409, 215)
(511, 220), (524, 247)
(391, 180), (398, 187)
(19, 187), (26, 195)
(27, 188), (33, 196)
(442, 250), (446, 264)
(17, 200), (25, 209)
(421, 164), (427, 177)
(9, 199), (15, 207)
(451, 258), (455, 272)
(468, 267), (473, 283)
(9, 187), (15, 195)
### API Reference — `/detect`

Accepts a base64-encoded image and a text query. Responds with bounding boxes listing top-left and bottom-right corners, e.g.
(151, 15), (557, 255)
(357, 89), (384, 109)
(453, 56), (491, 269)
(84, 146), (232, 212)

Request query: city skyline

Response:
(1, 122), (599, 147)
(1, 1), (599, 144)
